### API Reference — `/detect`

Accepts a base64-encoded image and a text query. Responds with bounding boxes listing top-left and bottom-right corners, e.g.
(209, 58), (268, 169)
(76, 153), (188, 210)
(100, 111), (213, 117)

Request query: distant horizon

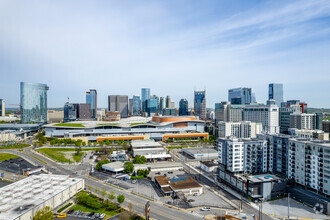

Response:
(1, 1), (330, 108)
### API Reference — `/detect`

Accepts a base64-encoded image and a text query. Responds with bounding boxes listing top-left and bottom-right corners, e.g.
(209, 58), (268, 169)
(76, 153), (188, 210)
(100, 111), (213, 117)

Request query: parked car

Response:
(201, 207), (211, 211)
(87, 212), (95, 217)
(168, 171), (173, 174)
(155, 172), (161, 175)
(187, 199), (195, 202)
(100, 213), (106, 219)
(95, 213), (101, 218)
(132, 180), (137, 184)
(57, 213), (67, 218)
(166, 201), (172, 204)
(67, 209), (74, 214)
(193, 193), (201, 196)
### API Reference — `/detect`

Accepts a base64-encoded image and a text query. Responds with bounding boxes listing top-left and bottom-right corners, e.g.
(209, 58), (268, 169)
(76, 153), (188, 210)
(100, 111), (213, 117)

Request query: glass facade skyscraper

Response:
(268, 83), (283, 107)
(194, 90), (206, 119)
(228, 87), (252, 105)
(141, 88), (150, 112)
(133, 95), (141, 116)
(20, 82), (49, 123)
(179, 99), (188, 116)
(147, 97), (158, 116)
(86, 89), (97, 119)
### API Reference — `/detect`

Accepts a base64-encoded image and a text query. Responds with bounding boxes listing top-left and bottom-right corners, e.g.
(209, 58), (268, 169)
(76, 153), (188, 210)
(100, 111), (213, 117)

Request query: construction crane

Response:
(183, 103), (195, 115)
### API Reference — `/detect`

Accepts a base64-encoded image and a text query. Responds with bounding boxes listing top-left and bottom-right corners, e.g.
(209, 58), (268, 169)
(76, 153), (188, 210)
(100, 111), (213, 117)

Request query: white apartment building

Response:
(243, 102), (279, 134)
(290, 113), (315, 130)
(288, 138), (330, 196)
(218, 121), (263, 138)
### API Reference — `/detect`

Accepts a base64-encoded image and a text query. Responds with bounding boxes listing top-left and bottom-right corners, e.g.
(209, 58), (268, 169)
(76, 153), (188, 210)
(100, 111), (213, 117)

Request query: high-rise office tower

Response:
(108, 95), (129, 118)
(132, 95), (141, 116)
(228, 87), (252, 105)
(20, 82), (49, 123)
(141, 88), (150, 112)
(179, 99), (188, 116)
(165, 96), (171, 108)
(215, 102), (230, 123)
(194, 90), (206, 120)
(159, 97), (166, 114)
(268, 83), (283, 107)
(147, 97), (159, 116)
(128, 98), (133, 116)
(0, 99), (5, 116)
(86, 89), (97, 119)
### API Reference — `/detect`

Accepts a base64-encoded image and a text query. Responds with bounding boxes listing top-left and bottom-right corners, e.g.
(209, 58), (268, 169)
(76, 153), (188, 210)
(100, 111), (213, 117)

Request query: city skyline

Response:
(1, 0), (330, 108)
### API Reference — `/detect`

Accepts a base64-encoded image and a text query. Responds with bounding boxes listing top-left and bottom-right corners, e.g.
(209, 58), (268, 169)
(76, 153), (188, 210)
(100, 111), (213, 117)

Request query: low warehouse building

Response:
(148, 162), (183, 172)
(182, 147), (218, 160)
(0, 174), (84, 220)
(200, 160), (218, 173)
(102, 161), (125, 173)
(154, 176), (203, 196)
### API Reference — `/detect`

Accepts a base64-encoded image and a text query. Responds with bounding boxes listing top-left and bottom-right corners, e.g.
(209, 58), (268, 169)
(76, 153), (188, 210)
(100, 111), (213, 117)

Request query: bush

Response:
(131, 176), (144, 180)
(133, 155), (146, 164)
(57, 203), (72, 212)
(76, 192), (102, 209)
(124, 162), (134, 173)
(96, 160), (111, 171)
(103, 200), (118, 211)
(136, 169), (149, 177)
(117, 194), (125, 204)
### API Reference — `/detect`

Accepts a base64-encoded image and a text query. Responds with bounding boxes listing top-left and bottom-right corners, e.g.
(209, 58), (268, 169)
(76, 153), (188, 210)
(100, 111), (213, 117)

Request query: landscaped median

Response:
(53, 123), (85, 127)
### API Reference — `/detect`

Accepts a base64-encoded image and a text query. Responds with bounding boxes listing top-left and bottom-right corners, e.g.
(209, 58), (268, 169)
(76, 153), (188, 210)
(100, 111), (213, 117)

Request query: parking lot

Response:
(93, 169), (235, 209)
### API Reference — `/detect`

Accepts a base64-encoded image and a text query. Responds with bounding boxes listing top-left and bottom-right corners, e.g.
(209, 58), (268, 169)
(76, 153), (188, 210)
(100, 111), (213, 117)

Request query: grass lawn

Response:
(37, 148), (71, 163)
(130, 123), (149, 126)
(0, 144), (30, 149)
(53, 123), (85, 127)
(73, 152), (84, 162)
(0, 153), (20, 161)
(37, 148), (85, 163)
(71, 204), (120, 219)
(98, 123), (119, 126)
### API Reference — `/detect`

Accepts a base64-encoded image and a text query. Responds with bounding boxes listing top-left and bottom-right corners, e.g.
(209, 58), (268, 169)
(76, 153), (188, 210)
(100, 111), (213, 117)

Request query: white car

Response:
(100, 213), (106, 219)
(193, 193), (201, 196)
(200, 207), (211, 211)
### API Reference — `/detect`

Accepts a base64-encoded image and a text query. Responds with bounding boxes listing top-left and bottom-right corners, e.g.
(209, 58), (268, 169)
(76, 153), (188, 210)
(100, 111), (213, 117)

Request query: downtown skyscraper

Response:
(86, 89), (97, 119)
(194, 90), (206, 120)
(20, 82), (49, 123)
(141, 88), (150, 113)
(268, 83), (283, 107)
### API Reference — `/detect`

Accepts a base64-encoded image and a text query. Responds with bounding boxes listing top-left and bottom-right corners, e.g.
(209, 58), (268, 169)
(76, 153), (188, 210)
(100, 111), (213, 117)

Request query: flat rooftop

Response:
(0, 174), (83, 220)
(247, 174), (279, 183)
(155, 176), (202, 190)
(148, 162), (182, 169)
(102, 161), (125, 172)
(131, 139), (162, 148)
(182, 147), (218, 155)
(0, 157), (41, 175)
(200, 160), (218, 167)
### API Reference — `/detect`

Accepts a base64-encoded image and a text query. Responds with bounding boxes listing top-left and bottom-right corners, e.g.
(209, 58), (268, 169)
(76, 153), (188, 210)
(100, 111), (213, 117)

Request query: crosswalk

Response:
(190, 211), (205, 218)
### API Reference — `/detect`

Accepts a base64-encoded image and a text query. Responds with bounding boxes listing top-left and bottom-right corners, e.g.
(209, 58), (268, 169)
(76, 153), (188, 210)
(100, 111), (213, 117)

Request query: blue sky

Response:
(0, 0), (330, 108)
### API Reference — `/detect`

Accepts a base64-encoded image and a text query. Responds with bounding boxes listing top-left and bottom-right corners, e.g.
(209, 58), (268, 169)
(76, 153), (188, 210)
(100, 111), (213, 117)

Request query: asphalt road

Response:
(2, 147), (202, 220)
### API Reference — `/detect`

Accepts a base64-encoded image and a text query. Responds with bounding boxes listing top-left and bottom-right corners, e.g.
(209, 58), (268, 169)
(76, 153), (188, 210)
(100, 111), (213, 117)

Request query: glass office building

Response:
(179, 99), (188, 116)
(268, 83), (283, 107)
(147, 97), (158, 116)
(133, 95), (141, 116)
(20, 82), (49, 123)
(0, 99), (4, 117)
(228, 87), (252, 105)
(194, 90), (206, 119)
(86, 89), (97, 119)
(141, 88), (150, 112)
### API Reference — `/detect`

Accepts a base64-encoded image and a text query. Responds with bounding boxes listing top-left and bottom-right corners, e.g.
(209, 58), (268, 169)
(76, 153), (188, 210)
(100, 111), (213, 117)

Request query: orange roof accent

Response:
(151, 116), (196, 123)
(97, 136), (146, 142)
(162, 133), (209, 141)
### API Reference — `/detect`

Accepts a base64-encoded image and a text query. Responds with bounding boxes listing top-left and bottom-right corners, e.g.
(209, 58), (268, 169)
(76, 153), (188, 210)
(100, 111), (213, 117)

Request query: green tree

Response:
(137, 169), (150, 177)
(101, 188), (107, 197)
(88, 141), (92, 146)
(133, 155), (146, 164)
(105, 139), (110, 146)
(75, 145), (82, 155)
(82, 141), (86, 146)
(33, 206), (53, 220)
(50, 140), (55, 146)
(108, 191), (115, 200)
(124, 162), (134, 173)
(99, 141), (104, 146)
(117, 194), (125, 204)
(96, 160), (110, 171)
